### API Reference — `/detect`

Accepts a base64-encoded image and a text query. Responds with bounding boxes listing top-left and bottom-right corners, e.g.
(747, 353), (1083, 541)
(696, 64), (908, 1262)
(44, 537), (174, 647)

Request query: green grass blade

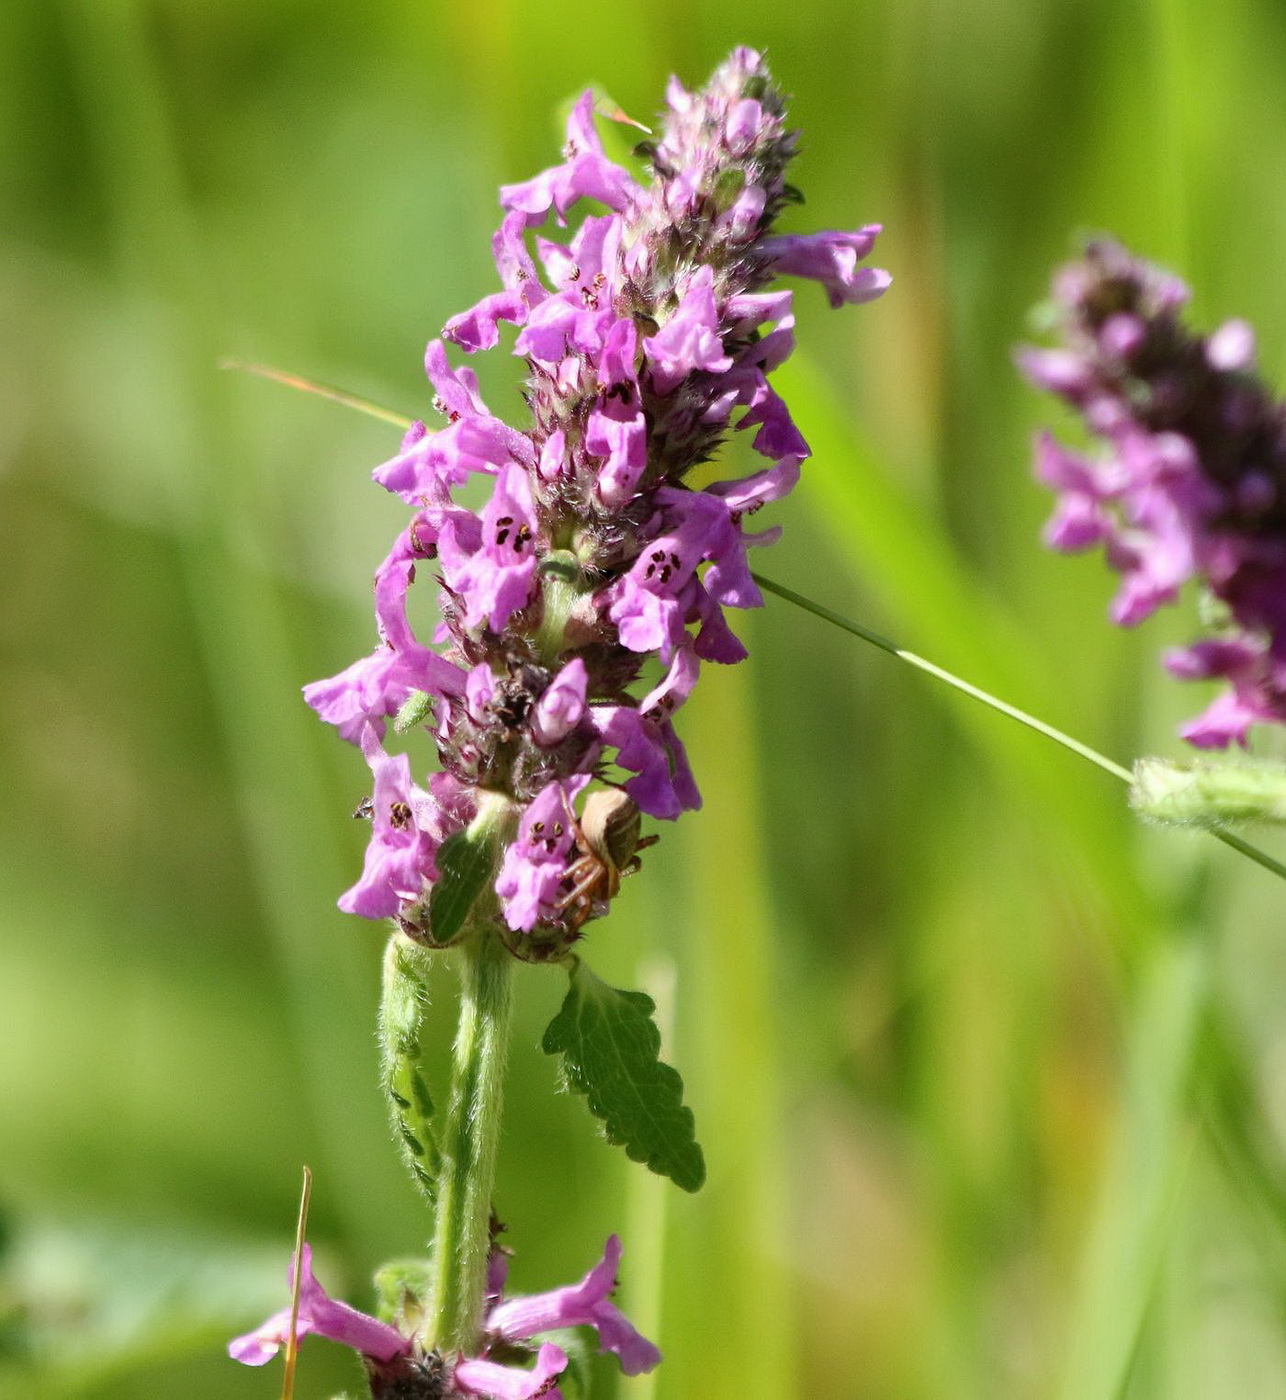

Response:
(1058, 932), (1207, 1400)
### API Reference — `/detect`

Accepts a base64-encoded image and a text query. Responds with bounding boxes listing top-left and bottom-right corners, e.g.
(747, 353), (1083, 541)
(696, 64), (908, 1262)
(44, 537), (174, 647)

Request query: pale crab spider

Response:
(555, 787), (658, 931)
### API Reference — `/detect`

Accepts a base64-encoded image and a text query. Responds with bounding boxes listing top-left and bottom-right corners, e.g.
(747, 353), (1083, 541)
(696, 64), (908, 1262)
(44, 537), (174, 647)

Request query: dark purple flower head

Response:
(230, 1235), (658, 1400)
(309, 49), (888, 945)
(1020, 237), (1286, 746)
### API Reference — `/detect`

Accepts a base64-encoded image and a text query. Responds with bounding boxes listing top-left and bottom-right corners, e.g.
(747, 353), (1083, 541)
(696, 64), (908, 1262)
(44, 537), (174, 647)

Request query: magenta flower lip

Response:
(305, 49), (889, 943)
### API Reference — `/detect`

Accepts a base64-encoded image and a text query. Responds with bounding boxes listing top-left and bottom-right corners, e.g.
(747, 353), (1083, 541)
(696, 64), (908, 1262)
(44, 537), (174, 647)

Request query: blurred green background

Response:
(6, 0), (1286, 1396)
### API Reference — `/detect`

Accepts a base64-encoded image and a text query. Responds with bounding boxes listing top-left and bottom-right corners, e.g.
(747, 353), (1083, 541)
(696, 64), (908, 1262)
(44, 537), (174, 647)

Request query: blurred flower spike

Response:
(229, 1236), (659, 1399)
(1019, 237), (1286, 747)
(304, 47), (888, 951)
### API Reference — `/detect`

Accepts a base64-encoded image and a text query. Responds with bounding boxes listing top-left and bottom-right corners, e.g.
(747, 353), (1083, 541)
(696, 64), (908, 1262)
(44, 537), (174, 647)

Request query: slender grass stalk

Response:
(679, 661), (796, 1400)
(426, 931), (514, 1352)
(63, 1), (408, 1257)
(753, 572), (1132, 783)
(779, 353), (1151, 931)
(753, 573), (1286, 885)
(282, 1165), (313, 1400)
(220, 360), (416, 430)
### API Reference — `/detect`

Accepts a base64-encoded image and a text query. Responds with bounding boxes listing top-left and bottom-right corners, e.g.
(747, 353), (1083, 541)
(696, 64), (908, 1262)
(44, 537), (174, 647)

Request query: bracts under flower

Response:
(304, 47), (888, 951)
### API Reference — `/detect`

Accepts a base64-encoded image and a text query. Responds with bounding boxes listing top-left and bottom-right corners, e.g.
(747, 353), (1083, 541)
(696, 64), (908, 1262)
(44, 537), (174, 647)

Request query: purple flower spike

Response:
(228, 1245), (409, 1368)
(1020, 237), (1286, 745)
(308, 50), (887, 945)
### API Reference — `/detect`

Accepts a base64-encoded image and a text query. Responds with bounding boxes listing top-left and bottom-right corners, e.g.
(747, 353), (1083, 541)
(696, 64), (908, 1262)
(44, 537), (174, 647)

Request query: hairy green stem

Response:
(379, 935), (441, 1204)
(754, 571), (1286, 884)
(426, 930), (514, 1353)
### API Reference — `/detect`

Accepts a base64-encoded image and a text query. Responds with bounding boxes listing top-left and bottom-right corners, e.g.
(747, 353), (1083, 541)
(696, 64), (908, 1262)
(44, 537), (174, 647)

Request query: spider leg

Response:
(557, 785), (586, 851)
(555, 864), (602, 912)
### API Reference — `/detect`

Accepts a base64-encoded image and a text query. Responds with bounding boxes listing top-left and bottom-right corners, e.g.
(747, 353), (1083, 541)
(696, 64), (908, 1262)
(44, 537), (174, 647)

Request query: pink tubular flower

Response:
(309, 49), (888, 951)
(438, 462), (540, 632)
(337, 725), (443, 918)
(494, 777), (591, 932)
(228, 1245), (408, 1368)
(1019, 237), (1286, 746)
(531, 657), (588, 746)
(500, 91), (640, 226)
(487, 1235), (662, 1377)
(759, 228), (892, 307)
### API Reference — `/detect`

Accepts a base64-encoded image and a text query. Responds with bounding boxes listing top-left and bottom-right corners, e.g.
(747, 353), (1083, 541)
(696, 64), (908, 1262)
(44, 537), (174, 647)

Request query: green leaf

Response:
(542, 960), (705, 1192)
(428, 828), (496, 944)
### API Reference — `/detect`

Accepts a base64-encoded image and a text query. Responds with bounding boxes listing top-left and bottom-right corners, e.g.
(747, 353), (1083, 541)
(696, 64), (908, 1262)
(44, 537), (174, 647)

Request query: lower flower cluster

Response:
(231, 1235), (659, 1400)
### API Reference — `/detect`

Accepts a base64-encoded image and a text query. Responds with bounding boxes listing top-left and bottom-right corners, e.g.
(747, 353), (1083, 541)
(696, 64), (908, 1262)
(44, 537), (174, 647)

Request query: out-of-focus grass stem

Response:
(1057, 927), (1206, 1400)
(623, 955), (676, 1400)
(679, 661), (796, 1400)
(61, 0), (405, 1255)
(1151, 0), (1191, 271)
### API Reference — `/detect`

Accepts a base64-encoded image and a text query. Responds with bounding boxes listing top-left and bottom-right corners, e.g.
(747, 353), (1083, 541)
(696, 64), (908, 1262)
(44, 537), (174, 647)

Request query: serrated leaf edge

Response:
(543, 961), (706, 1192)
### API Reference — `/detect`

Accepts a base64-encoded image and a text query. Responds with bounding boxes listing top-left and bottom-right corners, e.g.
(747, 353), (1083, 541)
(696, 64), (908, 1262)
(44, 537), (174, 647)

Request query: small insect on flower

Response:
(557, 788), (658, 931)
